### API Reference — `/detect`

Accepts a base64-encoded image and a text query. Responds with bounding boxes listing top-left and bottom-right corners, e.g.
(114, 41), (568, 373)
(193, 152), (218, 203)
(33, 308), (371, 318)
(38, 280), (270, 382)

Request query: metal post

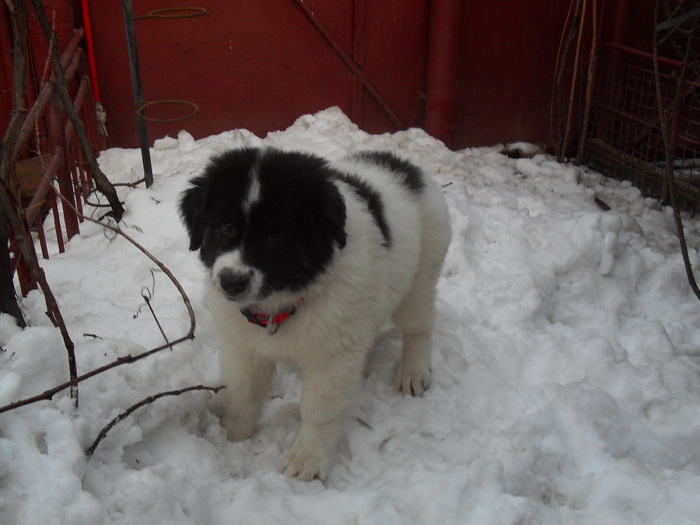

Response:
(122, 0), (154, 187)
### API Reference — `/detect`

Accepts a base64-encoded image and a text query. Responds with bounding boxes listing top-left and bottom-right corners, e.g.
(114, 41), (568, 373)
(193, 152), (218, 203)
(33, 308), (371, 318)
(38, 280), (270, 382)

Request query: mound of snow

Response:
(1, 107), (699, 524)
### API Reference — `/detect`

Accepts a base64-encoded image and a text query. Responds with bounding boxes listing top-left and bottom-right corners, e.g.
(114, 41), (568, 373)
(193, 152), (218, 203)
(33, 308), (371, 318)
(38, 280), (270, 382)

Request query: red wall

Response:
(453, 0), (572, 148)
(82, 0), (428, 149)
(2, 0), (656, 151)
(1, 0), (78, 138)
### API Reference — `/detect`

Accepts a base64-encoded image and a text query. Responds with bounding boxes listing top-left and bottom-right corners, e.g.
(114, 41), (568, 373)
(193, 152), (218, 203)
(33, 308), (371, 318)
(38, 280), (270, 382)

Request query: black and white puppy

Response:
(180, 148), (451, 481)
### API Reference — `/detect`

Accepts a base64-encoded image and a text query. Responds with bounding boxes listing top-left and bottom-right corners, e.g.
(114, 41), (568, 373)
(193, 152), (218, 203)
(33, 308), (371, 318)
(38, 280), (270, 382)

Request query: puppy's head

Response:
(179, 148), (347, 306)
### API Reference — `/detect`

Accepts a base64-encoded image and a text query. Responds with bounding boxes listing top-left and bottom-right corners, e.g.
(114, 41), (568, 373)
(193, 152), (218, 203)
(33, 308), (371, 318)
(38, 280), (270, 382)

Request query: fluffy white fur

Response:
(207, 155), (451, 481)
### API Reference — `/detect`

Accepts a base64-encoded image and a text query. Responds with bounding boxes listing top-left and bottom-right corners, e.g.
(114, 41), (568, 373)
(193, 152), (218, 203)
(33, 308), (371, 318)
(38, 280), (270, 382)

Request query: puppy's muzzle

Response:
(219, 268), (253, 298)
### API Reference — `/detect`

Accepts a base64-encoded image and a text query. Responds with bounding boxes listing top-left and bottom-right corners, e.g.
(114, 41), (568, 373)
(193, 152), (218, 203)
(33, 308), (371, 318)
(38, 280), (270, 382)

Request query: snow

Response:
(2, 107), (700, 524)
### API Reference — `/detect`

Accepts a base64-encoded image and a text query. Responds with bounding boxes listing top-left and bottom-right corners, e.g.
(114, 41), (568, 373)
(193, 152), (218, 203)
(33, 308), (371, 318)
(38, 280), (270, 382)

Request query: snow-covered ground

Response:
(2, 108), (700, 524)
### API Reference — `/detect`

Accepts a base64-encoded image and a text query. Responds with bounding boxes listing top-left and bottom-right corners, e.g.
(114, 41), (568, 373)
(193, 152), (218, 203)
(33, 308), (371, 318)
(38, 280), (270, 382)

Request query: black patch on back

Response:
(334, 172), (392, 248)
(352, 151), (425, 194)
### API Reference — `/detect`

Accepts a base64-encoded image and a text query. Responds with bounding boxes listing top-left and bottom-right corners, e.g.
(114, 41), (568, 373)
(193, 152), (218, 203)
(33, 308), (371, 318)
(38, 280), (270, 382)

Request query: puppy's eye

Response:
(266, 231), (282, 244)
(220, 221), (234, 235)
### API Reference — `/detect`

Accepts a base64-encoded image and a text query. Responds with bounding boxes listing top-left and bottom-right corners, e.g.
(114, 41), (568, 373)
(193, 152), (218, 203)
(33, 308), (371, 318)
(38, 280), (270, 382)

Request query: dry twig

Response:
(0, 0), (29, 328)
(653, 0), (700, 301)
(0, 196), (196, 415)
(575, 0), (599, 165)
(28, 0), (124, 221)
(0, 1), (198, 424)
(552, 0), (582, 160)
(86, 385), (224, 457)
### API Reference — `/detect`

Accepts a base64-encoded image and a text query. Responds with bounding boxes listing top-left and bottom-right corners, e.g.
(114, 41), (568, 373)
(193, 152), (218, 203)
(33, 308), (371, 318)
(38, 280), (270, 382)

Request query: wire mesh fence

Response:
(585, 43), (700, 212)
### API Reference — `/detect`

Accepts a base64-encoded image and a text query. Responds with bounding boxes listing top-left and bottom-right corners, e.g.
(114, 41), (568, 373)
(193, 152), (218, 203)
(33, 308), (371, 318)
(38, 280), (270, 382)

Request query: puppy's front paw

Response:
(221, 416), (256, 442)
(396, 363), (432, 397)
(281, 434), (331, 481)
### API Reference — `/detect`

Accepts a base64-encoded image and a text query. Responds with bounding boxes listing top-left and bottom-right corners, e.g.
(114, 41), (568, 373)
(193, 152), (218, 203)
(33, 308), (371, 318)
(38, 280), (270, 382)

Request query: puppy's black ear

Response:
(179, 177), (207, 251)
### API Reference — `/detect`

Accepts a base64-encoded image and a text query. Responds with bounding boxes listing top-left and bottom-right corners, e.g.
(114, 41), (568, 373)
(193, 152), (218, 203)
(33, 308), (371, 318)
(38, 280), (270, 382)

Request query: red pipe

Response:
(605, 0), (631, 80)
(424, 0), (462, 149)
(609, 0), (631, 45)
(80, 0), (101, 103)
(601, 42), (682, 67)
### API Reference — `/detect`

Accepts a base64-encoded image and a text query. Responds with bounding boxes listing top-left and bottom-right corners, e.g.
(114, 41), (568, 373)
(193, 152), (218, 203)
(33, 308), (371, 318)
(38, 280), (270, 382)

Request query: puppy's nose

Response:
(219, 269), (251, 297)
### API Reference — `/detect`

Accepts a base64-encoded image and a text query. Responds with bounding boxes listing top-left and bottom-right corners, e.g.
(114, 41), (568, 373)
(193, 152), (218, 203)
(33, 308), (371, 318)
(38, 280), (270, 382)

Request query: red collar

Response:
(241, 304), (298, 335)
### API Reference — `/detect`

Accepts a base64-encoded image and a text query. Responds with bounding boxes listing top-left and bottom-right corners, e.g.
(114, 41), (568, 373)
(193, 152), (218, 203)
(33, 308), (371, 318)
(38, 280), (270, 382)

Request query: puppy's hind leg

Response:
(217, 349), (276, 442)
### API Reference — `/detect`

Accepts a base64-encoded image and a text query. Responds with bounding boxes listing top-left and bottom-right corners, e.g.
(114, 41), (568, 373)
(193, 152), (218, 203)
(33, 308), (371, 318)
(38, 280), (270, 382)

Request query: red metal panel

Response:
(360, 0), (429, 133)
(85, 0), (428, 148)
(87, 0), (352, 147)
(0, 0), (671, 153)
(454, 0), (573, 148)
(302, 0), (354, 56)
(425, 0), (462, 148)
(0, 6), (13, 136)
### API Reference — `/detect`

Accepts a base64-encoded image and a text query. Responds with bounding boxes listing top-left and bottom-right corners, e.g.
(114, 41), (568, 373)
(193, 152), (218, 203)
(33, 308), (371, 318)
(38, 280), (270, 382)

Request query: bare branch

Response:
(86, 385), (225, 457)
(0, 0), (29, 328)
(28, 0), (124, 221)
(0, 193), (196, 415)
(140, 285), (172, 349)
(575, 0), (599, 165)
(652, 0), (700, 301)
(0, 1), (196, 420)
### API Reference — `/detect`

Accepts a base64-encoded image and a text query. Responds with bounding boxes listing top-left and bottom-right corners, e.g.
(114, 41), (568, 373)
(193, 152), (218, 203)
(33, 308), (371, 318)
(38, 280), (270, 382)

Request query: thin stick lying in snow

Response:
(86, 385), (225, 457)
(0, 335), (197, 415)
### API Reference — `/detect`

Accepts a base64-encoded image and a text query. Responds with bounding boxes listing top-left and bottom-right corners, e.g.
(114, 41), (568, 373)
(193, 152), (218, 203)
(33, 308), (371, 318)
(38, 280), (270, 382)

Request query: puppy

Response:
(180, 148), (451, 481)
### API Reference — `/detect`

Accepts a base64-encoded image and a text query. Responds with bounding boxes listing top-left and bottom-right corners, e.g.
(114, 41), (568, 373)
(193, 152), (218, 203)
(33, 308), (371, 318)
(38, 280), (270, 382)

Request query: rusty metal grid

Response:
(585, 44), (700, 212)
